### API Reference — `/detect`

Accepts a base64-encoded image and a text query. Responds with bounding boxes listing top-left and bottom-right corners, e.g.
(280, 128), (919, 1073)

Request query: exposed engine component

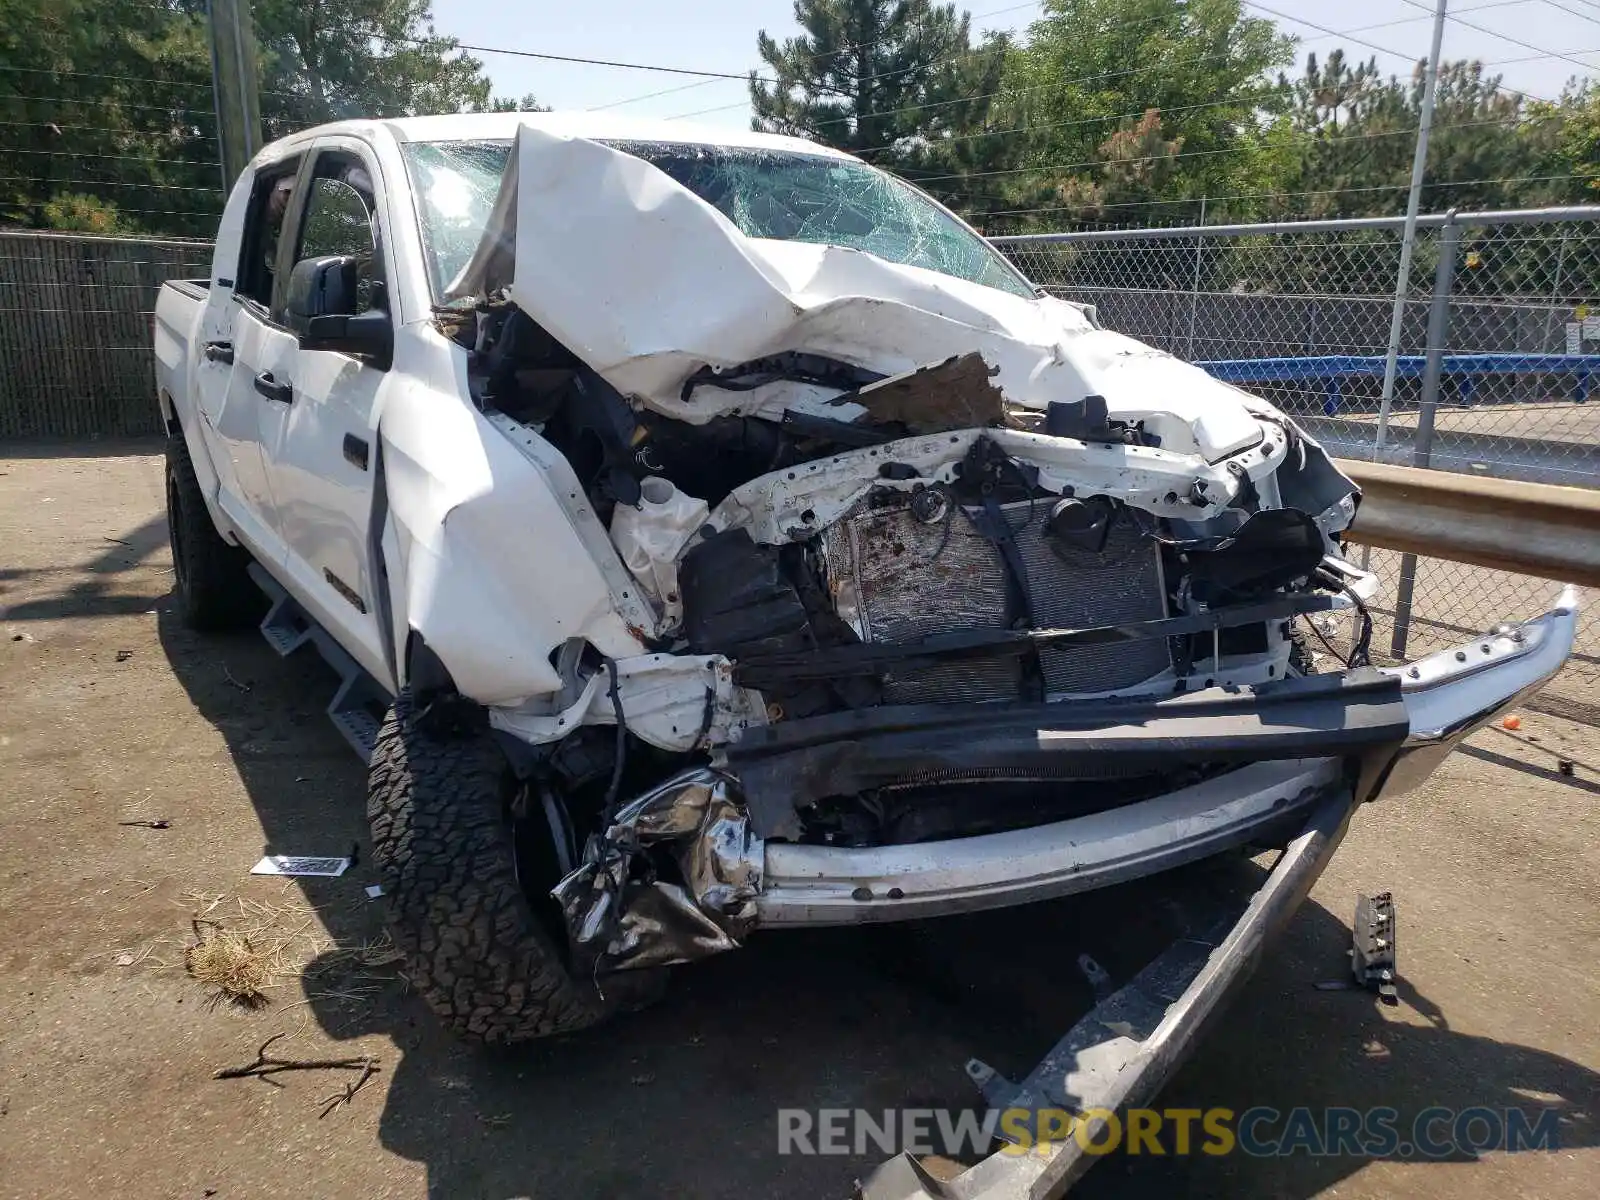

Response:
(819, 493), (1171, 704)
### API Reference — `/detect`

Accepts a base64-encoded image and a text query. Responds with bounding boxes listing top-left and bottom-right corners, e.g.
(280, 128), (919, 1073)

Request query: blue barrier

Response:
(1197, 353), (1598, 413)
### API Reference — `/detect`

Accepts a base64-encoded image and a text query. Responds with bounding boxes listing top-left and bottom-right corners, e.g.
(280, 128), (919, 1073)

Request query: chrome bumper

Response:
(1378, 583), (1579, 797)
(754, 586), (1580, 929)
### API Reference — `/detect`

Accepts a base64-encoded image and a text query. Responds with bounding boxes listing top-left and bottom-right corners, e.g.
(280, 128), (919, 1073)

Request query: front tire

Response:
(165, 433), (259, 630)
(366, 693), (614, 1042)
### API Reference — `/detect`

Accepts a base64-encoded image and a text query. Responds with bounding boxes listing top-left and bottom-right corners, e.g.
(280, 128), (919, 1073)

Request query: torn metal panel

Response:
(705, 426), (1294, 551)
(450, 124), (1275, 462)
(551, 768), (763, 973)
(841, 353), (1007, 433)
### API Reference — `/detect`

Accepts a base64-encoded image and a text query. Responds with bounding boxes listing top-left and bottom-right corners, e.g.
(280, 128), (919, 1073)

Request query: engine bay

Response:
(444, 301), (1370, 852)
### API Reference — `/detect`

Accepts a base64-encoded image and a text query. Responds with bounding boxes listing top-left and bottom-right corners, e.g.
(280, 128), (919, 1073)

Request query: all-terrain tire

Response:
(366, 693), (613, 1042)
(165, 433), (260, 630)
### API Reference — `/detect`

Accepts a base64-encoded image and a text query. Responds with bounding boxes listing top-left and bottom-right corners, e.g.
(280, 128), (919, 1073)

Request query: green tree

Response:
(1277, 53), (1535, 220)
(0, 0), (218, 233)
(1, 0), (497, 236)
(749, 0), (1009, 208)
(992, 0), (1294, 229)
(251, 0), (492, 136)
(482, 93), (549, 113)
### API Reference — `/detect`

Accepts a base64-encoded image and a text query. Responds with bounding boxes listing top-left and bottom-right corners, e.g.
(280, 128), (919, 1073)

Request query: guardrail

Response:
(1340, 460), (1600, 588)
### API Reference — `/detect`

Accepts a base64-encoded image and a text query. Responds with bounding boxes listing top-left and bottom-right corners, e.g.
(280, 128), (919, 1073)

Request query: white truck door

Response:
(256, 140), (397, 688)
(201, 153), (304, 565)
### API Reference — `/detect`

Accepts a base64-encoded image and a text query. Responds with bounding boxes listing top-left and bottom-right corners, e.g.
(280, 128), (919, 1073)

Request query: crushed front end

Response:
(454, 321), (1579, 976)
(432, 124), (1579, 980)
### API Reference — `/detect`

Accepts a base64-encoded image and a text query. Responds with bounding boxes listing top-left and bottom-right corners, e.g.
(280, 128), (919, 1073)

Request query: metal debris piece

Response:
(552, 768), (762, 975)
(1351, 891), (1399, 1004)
(118, 818), (170, 830)
(840, 353), (1006, 433)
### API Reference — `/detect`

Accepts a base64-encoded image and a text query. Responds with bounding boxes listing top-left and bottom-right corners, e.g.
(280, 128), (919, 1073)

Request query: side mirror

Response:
(286, 255), (392, 368)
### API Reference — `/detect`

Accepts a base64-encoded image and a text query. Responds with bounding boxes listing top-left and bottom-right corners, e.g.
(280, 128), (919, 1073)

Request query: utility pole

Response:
(207, 0), (263, 189)
(1373, 0), (1449, 452)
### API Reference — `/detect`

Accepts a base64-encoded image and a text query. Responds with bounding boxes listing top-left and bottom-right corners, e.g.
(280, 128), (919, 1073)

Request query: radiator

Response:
(820, 495), (1170, 703)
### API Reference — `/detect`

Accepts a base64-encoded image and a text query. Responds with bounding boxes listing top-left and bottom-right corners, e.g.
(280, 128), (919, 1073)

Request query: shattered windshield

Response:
(401, 137), (1035, 301)
(607, 141), (1035, 299)
(400, 140), (509, 298)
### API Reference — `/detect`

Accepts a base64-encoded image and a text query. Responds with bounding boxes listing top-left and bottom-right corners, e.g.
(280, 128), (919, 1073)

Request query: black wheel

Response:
(165, 433), (260, 630)
(367, 692), (628, 1042)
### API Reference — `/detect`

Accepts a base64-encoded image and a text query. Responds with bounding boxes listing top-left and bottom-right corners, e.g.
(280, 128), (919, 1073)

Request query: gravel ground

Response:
(1, 441), (1595, 1200)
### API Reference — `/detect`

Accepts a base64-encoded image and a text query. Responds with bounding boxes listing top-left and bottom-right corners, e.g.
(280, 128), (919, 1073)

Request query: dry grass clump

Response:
(184, 919), (281, 1008)
(112, 887), (400, 1015)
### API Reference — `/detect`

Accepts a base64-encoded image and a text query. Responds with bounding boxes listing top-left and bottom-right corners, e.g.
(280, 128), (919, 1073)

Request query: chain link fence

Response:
(0, 230), (213, 438)
(0, 216), (1593, 700)
(994, 208), (1600, 702)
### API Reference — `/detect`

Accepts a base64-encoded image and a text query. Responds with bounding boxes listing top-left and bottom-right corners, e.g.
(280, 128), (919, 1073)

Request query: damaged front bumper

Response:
(555, 588), (1578, 973)
(859, 782), (1362, 1200)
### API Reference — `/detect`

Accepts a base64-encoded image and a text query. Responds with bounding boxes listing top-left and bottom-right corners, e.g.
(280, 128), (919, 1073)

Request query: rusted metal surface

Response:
(1339, 458), (1600, 587)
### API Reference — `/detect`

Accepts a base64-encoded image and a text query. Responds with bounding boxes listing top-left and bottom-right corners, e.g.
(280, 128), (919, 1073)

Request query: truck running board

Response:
(248, 564), (390, 762)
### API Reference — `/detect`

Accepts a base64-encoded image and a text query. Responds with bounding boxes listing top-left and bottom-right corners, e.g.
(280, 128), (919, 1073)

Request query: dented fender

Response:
(377, 337), (651, 706)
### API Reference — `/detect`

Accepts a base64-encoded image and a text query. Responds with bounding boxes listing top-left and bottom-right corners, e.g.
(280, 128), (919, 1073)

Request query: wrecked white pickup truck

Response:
(154, 113), (1577, 1067)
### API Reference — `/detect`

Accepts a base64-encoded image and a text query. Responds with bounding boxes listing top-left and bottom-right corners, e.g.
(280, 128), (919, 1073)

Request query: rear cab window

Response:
(235, 159), (302, 314)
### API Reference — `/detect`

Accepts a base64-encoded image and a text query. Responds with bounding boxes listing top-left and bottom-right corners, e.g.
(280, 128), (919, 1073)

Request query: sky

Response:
(423, 0), (1600, 130)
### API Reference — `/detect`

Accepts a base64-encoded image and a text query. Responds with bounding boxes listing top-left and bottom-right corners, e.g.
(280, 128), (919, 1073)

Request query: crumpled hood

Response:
(450, 124), (1267, 462)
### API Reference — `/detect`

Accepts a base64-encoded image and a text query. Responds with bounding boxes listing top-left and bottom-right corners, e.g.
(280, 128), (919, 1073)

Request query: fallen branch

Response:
(318, 1060), (380, 1118)
(221, 665), (252, 693)
(214, 1033), (379, 1084)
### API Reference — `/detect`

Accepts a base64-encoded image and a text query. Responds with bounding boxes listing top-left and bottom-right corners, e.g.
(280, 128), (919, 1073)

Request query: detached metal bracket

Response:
(860, 786), (1359, 1200)
(1351, 891), (1399, 1004)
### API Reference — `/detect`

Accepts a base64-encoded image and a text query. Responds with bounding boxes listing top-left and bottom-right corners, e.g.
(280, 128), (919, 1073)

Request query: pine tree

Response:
(749, 0), (1007, 207)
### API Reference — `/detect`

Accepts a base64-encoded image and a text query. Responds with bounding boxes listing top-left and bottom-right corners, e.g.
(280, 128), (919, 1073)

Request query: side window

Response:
(235, 159), (300, 310)
(286, 154), (385, 318)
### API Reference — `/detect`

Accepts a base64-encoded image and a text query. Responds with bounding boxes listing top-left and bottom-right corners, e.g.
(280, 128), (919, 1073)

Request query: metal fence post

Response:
(1390, 213), (1461, 660)
(1186, 197), (1207, 359)
(1543, 227), (1570, 352)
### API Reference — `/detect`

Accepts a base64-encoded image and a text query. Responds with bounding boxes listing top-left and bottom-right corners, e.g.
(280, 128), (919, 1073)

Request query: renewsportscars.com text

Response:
(777, 1105), (1562, 1158)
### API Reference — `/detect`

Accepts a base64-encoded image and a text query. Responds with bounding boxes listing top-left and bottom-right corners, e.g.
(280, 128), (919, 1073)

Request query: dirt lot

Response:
(1, 441), (1597, 1200)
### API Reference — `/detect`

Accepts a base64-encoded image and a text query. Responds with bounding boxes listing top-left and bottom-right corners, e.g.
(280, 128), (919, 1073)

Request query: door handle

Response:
(253, 371), (293, 404)
(202, 341), (233, 365)
(342, 434), (370, 471)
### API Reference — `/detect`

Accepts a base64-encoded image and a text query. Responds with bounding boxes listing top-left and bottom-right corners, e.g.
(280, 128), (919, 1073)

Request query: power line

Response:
(1, 147), (216, 167)
(590, 0), (1041, 113)
(586, 77), (734, 112)
(0, 176), (221, 192)
(424, 41), (761, 81)
(1540, 0), (1600, 26)
(857, 88), (1291, 155)
(5, 95), (218, 119)
(1401, 0), (1600, 74)
(974, 172), (1590, 220)
(907, 114), (1534, 186)
(1484, 44), (1600, 65)
(670, 5), (1518, 126)
(0, 118), (218, 141)
(0, 64), (211, 91)
(1249, 0), (1554, 103)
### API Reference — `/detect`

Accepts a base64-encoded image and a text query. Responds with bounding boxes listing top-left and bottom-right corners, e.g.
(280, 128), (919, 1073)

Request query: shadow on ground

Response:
(156, 602), (1600, 1200)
